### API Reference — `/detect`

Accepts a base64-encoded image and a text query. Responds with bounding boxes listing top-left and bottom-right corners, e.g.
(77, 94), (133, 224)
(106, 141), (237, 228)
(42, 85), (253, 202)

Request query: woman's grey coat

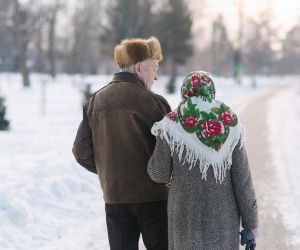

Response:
(147, 137), (258, 250)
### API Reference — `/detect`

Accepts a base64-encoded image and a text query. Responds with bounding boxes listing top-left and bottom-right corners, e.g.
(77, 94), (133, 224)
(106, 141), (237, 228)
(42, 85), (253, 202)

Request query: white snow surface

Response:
(268, 82), (300, 248)
(0, 73), (297, 249)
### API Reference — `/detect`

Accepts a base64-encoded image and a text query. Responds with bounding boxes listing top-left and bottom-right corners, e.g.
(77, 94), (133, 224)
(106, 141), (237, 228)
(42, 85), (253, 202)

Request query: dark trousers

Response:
(105, 200), (168, 250)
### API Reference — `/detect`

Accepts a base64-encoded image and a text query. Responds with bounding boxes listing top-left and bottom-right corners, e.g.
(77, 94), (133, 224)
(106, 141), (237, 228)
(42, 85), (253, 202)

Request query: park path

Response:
(236, 82), (294, 250)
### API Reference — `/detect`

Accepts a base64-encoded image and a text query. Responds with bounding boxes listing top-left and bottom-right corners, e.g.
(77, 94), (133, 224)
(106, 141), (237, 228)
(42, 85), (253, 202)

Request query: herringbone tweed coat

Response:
(147, 137), (258, 250)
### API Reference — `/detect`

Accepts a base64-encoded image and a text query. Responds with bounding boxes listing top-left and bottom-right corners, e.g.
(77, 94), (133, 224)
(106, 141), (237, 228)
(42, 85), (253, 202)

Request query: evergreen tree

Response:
(0, 96), (10, 131)
(82, 83), (92, 105)
(100, 0), (156, 61)
(157, 0), (193, 93)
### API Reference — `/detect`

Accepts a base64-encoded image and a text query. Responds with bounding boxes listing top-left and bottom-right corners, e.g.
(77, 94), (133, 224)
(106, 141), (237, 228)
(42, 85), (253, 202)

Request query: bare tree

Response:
(10, 0), (46, 87)
(68, 0), (103, 74)
(243, 9), (277, 75)
(279, 23), (300, 74)
(233, 0), (244, 83)
(12, 0), (30, 87)
(46, 1), (64, 78)
(211, 15), (234, 76)
(33, 24), (46, 73)
(0, 0), (16, 72)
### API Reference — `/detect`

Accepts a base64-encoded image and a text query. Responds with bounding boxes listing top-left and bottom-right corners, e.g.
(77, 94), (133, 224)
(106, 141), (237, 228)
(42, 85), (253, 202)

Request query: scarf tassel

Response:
(153, 123), (245, 184)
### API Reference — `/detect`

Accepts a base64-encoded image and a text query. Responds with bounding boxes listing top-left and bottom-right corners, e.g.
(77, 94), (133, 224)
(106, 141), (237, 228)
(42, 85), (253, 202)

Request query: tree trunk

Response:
(20, 39), (30, 87)
(48, 12), (56, 78)
(235, 0), (244, 84)
(166, 57), (177, 94)
(35, 28), (45, 73)
(171, 57), (177, 79)
(13, 0), (31, 87)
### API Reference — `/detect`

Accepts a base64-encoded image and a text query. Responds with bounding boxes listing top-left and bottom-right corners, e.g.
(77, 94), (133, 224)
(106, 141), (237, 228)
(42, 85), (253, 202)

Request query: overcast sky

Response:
(190, 0), (300, 38)
(19, 0), (300, 42)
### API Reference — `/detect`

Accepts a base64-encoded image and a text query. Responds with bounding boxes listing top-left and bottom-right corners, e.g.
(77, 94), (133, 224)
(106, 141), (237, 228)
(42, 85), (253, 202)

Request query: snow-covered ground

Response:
(268, 82), (300, 248)
(0, 73), (297, 249)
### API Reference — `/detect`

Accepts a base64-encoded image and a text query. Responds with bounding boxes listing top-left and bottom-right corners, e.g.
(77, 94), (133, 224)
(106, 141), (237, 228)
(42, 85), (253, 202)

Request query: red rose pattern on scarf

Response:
(167, 99), (238, 151)
(184, 116), (198, 128)
(220, 112), (235, 125)
(200, 119), (222, 138)
(190, 75), (201, 87)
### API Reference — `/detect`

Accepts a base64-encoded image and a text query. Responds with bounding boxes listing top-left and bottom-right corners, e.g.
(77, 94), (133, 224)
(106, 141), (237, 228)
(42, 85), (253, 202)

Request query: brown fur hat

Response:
(114, 36), (163, 68)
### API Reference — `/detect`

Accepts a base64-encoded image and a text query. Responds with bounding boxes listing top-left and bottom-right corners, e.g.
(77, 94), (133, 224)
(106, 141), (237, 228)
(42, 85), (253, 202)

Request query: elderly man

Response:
(72, 37), (171, 250)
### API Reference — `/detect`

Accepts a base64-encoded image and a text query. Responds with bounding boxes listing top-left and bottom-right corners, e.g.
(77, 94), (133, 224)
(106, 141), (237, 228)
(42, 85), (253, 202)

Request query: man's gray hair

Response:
(119, 64), (135, 73)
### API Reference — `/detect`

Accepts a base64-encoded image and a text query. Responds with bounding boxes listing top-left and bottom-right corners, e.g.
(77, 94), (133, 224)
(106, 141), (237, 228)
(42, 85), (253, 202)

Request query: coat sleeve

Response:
(72, 106), (97, 174)
(154, 94), (172, 116)
(147, 136), (173, 183)
(231, 142), (258, 230)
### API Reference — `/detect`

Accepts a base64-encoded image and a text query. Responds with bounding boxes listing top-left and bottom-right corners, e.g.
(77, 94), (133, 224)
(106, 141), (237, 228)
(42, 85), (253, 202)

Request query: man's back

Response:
(74, 72), (171, 204)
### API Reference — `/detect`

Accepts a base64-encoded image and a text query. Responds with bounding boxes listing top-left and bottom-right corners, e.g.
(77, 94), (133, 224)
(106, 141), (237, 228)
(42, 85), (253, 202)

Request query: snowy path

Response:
(267, 82), (300, 249)
(238, 81), (299, 250)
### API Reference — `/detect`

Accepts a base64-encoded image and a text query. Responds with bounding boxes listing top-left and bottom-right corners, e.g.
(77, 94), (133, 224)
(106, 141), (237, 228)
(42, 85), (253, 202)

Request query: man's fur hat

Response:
(114, 36), (163, 68)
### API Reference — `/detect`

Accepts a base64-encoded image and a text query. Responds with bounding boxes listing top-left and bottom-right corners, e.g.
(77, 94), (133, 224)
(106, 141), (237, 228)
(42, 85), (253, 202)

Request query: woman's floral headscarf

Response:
(152, 71), (245, 183)
(181, 71), (215, 101)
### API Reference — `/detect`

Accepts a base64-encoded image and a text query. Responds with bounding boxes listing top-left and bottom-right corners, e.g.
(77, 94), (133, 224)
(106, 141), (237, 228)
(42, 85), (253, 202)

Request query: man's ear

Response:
(134, 62), (142, 78)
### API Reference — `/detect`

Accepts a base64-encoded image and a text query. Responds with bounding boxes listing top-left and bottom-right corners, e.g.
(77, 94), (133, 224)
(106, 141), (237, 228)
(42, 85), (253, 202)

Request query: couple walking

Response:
(72, 37), (258, 250)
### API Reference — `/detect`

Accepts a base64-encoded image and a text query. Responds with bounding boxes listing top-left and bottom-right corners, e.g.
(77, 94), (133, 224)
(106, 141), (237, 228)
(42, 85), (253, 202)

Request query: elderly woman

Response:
(147, 71), (258, 250)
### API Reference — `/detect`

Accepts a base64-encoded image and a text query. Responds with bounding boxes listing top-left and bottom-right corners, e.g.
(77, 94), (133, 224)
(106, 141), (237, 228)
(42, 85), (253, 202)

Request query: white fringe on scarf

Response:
(152, 117), (245, 184)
